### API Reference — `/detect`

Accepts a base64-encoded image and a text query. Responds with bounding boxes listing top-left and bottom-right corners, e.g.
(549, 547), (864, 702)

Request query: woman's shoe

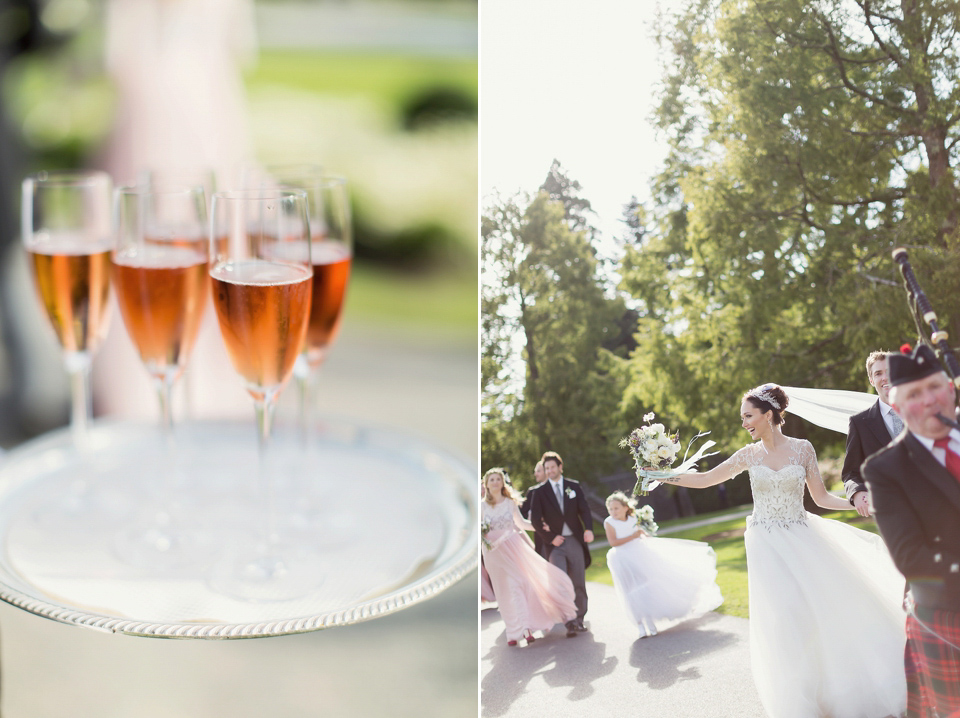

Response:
(523, 630), (535, 643)
(507, 639), (518, 646)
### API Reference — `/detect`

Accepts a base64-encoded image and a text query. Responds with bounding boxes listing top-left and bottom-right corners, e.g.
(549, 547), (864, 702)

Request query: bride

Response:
(663, 384), (907, 718)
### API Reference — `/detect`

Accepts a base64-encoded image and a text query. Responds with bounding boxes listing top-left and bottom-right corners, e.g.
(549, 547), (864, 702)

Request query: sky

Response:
(480, 0), (685, 242)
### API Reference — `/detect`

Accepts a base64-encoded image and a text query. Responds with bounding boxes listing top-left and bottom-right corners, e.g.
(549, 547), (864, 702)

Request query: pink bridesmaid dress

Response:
(481, 498), (576, 642)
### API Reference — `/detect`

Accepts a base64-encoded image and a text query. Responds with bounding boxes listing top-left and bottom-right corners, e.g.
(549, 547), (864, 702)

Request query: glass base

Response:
(114, 516), (219, 574)
(208, 541), (325, 603)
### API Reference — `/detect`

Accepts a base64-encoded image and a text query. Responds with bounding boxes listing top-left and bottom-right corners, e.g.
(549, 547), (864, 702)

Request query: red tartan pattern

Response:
(906, 609), (960, 717)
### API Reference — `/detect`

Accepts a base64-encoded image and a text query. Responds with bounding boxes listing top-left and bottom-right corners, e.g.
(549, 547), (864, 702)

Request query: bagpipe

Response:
(892, 248), (960, 428)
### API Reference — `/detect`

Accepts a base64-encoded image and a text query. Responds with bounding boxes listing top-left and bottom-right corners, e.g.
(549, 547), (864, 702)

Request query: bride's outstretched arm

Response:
(665, 452), (744, 489)
(801, 440), (853, 511)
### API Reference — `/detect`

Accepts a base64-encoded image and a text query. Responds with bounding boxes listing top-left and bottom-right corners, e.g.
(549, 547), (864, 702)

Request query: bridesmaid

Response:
(482, 468), (576, 646)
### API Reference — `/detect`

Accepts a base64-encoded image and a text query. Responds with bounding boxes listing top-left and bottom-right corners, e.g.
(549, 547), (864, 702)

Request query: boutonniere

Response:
(565, 488), (576, 499)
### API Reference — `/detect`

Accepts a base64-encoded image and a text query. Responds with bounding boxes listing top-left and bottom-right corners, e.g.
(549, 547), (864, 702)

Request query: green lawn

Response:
(586, 510), (882, 619)
(245, 50), (478, 334)
(246, 50), (477, 115)
(345, 262), (476, 336)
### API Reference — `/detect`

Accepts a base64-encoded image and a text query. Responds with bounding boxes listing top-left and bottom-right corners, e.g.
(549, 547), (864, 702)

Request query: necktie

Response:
(933, 437), (960, 482)
(554, 482), (563, 507)
(889, 411), (904, 437)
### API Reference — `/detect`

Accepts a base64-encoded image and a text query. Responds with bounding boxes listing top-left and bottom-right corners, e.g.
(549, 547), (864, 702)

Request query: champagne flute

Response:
(21, 170), (113, 447)
(285, 173), (352, 442)
(208, 188), (319, 599)
(112, 184), (209, 432)
(111, 185), (212, 566)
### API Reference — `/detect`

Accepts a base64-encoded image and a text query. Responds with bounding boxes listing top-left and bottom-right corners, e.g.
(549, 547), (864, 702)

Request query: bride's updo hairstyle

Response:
(482, 467), (521, 505)
(743, 383), (789, 425)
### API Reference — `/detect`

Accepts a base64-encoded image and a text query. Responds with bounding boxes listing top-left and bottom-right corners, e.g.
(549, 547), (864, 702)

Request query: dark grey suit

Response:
(842, 400), (895, 503)
(530, 477), (593, 622)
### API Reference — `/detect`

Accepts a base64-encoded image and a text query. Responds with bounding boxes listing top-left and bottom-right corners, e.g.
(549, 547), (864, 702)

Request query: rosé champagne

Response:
(305, 240), (351, 365)
(265, 238), (351, 366)
(112, 244), (209, 378)
(27, 233), (112, 355)
(210, 259), (312, 395)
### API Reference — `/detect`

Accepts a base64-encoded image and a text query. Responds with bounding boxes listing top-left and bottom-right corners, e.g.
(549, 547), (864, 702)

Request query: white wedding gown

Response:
(729, 438), (907, 718)
(604, 516), (722, 631)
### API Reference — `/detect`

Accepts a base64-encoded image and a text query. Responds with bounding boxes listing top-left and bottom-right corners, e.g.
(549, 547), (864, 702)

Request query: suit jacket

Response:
(863, 432), (960, 611)
(841, 400), (894, 503)
(529, 477), (594, 568)
(519, 484), (546, 557)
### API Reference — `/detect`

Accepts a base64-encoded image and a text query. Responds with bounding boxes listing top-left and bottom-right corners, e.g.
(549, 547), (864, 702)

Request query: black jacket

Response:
(864, 431), (960, 611)
(530, 477), (594, 568)
(841, 400), (894, 503)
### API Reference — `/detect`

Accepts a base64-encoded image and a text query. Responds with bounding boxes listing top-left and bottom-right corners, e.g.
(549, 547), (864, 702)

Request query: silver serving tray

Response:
(0, 419), (477, 639)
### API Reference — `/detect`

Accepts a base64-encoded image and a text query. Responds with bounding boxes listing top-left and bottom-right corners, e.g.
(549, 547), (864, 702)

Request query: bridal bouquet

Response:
(620, 412), (719, 495)
(636, 504), (658, 535)
(481, 518), (492, 550)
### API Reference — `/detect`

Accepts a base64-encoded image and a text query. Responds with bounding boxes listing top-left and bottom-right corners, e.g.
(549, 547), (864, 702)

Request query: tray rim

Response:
(0, 418), (479, 639)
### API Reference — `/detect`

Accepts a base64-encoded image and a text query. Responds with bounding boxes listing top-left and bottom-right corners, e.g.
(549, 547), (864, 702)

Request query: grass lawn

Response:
(586, 510), (882, 619)
(246, 50), (477, 113)
(245, 50), (478, 335)
(345, 262), (476, 337)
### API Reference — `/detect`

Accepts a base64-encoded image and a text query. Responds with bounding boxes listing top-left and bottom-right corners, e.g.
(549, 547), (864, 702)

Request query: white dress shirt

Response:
(878, 400), (901, 439)
(912, 428), (960, 469)
(549, 477), (573, 536)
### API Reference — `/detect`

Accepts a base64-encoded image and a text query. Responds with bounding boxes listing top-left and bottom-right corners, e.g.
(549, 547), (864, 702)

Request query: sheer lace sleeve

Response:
(511, 501), (534, 533)
(718, 444), (755, 479)
(797, 439), (823, 485)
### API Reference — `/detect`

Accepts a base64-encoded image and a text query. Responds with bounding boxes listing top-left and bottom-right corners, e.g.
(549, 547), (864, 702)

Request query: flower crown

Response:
(749, 384), (782, 410)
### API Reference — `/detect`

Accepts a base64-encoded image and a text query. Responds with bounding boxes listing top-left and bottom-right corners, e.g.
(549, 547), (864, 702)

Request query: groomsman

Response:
(842, 350), (902, 517)
(530, 451), (594, 637)
(520, 460), (548, 558)
(863, 344), (960, 717)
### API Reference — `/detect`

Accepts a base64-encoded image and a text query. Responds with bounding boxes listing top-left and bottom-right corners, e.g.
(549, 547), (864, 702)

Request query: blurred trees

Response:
(481, 165), (632, 488)
(619, 0), (960, 454)
(482, 1), (960, 506)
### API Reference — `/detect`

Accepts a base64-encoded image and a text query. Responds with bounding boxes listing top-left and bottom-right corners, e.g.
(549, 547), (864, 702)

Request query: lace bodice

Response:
(725, 437), (821, 530)
(482, 498), (521, 533)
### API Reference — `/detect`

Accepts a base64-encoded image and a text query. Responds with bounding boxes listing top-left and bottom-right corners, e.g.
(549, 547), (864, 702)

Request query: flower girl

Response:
(604, 492), (723, 637)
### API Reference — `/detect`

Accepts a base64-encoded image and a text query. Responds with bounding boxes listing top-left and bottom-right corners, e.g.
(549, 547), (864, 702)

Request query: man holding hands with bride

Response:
(530, 452), (594, 637)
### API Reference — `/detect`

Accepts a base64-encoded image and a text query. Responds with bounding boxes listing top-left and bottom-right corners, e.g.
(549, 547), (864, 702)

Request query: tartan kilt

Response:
(905, 606), (960, 717)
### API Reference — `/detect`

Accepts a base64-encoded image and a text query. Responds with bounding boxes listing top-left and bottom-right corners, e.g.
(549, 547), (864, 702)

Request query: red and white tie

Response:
(933, 437), (960, 482)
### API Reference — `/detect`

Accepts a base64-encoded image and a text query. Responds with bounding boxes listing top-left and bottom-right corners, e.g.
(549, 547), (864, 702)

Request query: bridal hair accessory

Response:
(620, 413), (718, 495)
(749, 384), (782, 410)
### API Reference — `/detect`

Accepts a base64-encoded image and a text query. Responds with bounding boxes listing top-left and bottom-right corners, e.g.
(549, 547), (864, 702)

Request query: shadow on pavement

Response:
(628, 613), (738, 690)
(481, 611), (618, 717)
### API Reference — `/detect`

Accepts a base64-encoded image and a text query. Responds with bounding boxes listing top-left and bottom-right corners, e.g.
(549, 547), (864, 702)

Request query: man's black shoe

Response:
(565, 621), (577, 638)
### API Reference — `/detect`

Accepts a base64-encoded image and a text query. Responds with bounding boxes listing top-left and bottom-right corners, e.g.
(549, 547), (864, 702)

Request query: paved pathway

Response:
(481, 582), (766, 718)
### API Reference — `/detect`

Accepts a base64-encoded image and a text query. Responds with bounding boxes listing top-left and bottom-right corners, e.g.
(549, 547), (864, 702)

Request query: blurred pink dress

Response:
(480, 561), (496, 603)
(481, 498), (576, 641)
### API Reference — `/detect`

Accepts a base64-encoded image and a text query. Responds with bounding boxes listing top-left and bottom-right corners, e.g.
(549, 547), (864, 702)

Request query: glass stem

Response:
(254, 393), (279, 551)
(65, 352), (92, 448)
(156, 373), (175, 440)
(294, 355), (310, 448)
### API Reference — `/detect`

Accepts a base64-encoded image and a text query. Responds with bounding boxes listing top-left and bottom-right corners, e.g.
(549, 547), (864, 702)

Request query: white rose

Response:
(650, 423), (665, 434)
(657, 446), (672, 459)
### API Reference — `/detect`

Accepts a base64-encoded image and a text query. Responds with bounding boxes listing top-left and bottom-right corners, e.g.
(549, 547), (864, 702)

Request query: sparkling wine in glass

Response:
(22, 170), (113, 447)
(291, 175), (352, 433)
(111, 185), (213, 567)
(112, 185), (209, 428)
(208, 188), (320, 600)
